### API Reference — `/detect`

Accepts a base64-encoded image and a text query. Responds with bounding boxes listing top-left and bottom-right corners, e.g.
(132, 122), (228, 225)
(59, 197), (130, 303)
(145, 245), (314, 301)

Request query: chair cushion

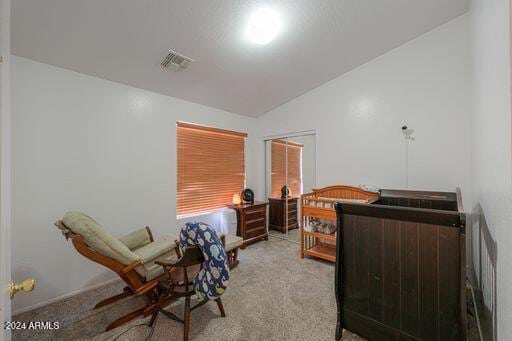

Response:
(140, 260), (167, 281)
(119, 228), (152, 251)
(225, 235), (243, 251)
(132, 237), (176, 263)
(62, 212), (139, 265)
(132, 237), (178, 281)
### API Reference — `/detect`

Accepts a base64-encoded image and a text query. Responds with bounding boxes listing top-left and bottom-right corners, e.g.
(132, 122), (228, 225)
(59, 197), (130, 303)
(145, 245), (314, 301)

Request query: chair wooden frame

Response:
(149, 245), (226, 341)
(226, 248), (239, 269)
(54, 220), (179, 331)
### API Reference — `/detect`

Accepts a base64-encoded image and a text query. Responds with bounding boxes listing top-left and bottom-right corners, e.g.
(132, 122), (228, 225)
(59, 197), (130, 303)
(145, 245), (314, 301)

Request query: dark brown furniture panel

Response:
(268, 197), (298, 233)
(335, 189), (466, 341)
(227, 201), (268, 249)
(418, 223), (439, 341)
(382, 219), (400, 330)
(377, 189), (459, 211)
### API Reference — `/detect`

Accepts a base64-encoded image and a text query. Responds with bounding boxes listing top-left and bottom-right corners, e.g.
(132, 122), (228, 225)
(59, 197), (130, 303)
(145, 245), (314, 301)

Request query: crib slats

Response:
(418, 224), (439, 341)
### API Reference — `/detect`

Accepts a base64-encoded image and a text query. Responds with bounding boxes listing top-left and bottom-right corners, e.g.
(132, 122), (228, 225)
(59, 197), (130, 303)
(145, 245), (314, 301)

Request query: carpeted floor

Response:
(268, 228), (300, 243)
(13, 238), (362, 341)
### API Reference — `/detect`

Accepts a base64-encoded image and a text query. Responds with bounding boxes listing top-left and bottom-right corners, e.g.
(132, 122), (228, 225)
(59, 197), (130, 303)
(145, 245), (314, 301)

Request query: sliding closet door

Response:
(265, 134), (315, 243)
(266, 138), (290, 240)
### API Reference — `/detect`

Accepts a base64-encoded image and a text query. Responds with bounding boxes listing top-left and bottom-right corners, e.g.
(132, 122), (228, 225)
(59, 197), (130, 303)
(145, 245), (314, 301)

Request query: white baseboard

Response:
(12, 277), (122, 316)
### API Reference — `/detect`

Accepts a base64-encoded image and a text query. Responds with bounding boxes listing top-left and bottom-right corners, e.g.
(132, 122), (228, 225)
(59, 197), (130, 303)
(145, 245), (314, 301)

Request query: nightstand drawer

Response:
(246, 226), (266, 239)
(247, 218), (265, 230)
(245, 209), (265, 221)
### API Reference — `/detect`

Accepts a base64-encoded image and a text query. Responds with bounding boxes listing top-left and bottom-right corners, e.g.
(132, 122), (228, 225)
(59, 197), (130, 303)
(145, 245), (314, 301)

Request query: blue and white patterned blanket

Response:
(179, 222), (230, 301)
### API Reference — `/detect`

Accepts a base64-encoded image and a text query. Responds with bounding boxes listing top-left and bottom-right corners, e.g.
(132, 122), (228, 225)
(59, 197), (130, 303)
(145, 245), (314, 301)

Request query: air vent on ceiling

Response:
(161, 49), (194, 71)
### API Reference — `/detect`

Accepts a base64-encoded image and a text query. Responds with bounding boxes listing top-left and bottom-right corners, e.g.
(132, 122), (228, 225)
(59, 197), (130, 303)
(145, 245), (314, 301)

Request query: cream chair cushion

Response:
(63, 212), (139, 265)
(225, 234), (243, 252)
(119, 227), (152, 251)
(132, 238), (178, 280)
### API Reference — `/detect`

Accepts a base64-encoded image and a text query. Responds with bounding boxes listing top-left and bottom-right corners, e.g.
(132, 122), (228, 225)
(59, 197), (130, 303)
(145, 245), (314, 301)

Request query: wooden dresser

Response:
(268, 197), (298, 233)
(227, 201), (268, 249)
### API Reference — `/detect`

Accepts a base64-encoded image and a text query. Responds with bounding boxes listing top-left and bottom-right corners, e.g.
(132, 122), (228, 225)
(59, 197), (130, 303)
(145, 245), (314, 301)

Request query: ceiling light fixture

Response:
(246, 8), (281, 45)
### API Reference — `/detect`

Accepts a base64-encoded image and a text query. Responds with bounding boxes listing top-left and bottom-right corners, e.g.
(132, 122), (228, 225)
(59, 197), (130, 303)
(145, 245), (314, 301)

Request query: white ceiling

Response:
(12, 0), (469, 117)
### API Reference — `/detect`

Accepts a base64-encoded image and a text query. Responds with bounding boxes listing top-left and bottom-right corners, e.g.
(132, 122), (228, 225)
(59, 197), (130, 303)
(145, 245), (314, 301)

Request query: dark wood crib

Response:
(334, 189), (466, 341)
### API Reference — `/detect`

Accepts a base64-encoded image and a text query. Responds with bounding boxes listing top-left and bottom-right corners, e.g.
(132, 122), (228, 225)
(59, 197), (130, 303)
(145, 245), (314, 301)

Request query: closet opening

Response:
(264, 132), (316, 244)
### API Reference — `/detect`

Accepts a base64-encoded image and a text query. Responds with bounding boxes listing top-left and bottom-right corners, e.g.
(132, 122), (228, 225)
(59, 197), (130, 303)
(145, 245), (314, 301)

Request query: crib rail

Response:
(301, 193), (336, 210)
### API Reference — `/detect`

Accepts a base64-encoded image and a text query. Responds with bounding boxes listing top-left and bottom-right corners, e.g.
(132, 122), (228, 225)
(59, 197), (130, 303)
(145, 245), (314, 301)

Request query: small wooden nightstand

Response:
(268, 197), (298, 233)
(227, 201), (268, 249)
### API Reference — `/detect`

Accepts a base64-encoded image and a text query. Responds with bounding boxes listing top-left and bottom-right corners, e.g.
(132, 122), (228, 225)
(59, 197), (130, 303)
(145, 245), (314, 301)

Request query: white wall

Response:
(469, 0), (512, 339)
(10, 56), (256, 313)
(255, 15), (471, 207)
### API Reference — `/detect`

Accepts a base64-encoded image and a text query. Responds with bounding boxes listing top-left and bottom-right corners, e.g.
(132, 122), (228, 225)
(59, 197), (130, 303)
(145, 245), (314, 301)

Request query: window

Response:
(177, 122), (247, 216)
(271, 140), (303, 198)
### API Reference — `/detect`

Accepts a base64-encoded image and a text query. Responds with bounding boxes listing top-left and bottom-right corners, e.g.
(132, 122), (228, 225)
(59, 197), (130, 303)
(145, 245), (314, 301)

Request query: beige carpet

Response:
(13, 238), (363, 341)
(268, 227), (300, 243)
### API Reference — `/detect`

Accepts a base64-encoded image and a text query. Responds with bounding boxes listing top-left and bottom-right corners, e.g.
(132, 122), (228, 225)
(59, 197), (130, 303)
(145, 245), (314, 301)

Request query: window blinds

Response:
(177, 122), (246, 216)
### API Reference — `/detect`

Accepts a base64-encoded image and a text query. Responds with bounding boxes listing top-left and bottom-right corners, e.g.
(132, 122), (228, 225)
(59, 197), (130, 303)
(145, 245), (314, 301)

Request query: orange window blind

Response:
(177, 122), (247, 216)
(271, 140), (303, 198)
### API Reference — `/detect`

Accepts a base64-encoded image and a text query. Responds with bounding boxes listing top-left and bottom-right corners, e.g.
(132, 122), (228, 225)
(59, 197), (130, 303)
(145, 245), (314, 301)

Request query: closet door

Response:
(283, 138), (299, 240)
(266, 135), (315, 243)
(266, 138), (290, 239)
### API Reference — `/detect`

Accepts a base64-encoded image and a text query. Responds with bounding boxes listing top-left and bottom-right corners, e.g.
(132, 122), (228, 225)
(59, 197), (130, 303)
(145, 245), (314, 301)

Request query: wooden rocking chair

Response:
(54, 212), (180, 331)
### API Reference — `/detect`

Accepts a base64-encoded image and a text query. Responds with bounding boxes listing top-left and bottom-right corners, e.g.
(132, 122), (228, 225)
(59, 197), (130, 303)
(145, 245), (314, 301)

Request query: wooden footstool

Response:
(224, 235), (243, 269)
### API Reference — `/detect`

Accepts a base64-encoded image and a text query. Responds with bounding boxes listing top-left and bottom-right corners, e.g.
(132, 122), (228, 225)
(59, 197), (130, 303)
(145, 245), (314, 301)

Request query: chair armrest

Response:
(121, 260), (143, 274)
(132, 238), (177, 264)
(119, 227), (152, 251)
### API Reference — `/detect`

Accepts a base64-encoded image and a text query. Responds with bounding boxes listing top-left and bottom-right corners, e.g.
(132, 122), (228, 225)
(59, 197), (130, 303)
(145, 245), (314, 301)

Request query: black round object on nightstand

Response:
(280, 186), (290, 199)
(241, 188), (254, 204)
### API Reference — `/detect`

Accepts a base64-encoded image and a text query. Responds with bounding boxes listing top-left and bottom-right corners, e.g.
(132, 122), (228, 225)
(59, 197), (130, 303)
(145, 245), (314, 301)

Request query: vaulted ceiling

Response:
(12, 0), (469, 117)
